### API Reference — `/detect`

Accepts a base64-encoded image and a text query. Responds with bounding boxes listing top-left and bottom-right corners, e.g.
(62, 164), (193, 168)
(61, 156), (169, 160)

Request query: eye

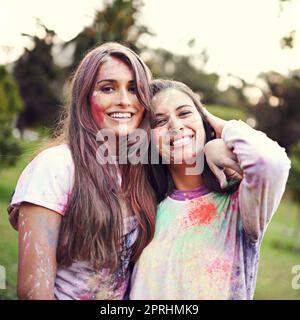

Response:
(128, 85), (136, 94)
(100, 86), (114, 93)
(153, 118), (167, 127)
(179, 110), (192, 117)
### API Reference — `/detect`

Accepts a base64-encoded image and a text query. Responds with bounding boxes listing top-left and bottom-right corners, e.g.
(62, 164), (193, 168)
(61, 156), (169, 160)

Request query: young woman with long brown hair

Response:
(8, 42), (157, 300)
(130, 79), (291, 300)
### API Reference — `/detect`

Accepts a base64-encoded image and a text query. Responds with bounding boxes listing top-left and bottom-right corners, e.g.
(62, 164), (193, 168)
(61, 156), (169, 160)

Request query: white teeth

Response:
(109, 112), (132, 118)
(172, 137), (192, 147)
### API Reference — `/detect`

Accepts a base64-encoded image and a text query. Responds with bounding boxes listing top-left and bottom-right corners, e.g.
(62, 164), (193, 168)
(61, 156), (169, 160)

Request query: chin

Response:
(117, 128), (138, 137)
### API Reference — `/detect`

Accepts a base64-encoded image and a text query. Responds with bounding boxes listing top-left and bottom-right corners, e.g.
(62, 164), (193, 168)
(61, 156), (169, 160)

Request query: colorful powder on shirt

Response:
(206, 257), (232, 275)
(182, 198), (217, 228)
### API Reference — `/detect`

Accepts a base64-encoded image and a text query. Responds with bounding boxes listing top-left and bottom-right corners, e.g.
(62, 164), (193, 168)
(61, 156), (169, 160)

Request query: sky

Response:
(0, 0), (300, 86)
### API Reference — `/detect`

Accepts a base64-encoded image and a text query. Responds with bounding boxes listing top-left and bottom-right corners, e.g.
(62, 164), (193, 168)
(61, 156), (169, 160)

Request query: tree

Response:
(65, 0), (153, 71)
(251, 71), (300, 153)
(144, 47), (236, 106)
(279, 0), (296, 49)
(0, 66), (23, 168)
(13, 21), (61, 133)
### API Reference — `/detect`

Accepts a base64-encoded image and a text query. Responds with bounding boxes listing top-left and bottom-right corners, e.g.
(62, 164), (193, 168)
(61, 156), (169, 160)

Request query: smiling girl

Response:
(7, 43), (156, 300)
(130, 79), (291, 300)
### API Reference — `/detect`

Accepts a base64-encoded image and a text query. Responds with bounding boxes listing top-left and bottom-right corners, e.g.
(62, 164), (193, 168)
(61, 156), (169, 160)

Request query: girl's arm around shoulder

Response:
(222, 120), (291, 242)
(17, 203), (62, 300)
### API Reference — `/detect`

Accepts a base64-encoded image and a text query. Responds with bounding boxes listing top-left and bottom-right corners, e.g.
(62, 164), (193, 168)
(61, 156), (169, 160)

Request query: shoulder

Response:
(25, 143), (75, 189)
(33, 144), (73, 167)
(10, 144), (74, 219)
(27, 143), (74, 179)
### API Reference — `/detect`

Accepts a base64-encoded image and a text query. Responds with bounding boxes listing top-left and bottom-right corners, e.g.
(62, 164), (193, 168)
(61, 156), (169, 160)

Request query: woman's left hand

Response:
(204, 139), (243, 188)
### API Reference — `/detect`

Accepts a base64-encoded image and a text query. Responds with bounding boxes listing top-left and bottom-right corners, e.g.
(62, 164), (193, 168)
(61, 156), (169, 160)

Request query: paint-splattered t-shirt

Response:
(130, 120), (291, 300)
(9, 144), (138, 300)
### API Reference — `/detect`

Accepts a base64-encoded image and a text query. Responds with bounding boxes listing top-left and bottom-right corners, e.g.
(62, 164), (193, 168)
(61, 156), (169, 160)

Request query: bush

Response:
(0, 66), (23, 169)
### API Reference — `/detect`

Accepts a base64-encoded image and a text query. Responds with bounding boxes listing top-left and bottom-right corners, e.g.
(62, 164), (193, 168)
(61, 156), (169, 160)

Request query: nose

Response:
(168, 116), (184, 133)
(117, 88), (131, 107)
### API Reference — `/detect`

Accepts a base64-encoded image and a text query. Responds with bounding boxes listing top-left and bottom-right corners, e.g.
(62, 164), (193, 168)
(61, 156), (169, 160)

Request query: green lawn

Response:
(0, 139), (300, 300)
(254, 196), (300, 299)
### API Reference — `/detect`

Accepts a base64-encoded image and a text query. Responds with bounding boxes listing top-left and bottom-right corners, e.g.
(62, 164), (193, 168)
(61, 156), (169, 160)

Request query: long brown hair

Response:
(147, 79), (240, 203)
(48, 42), (157, 271)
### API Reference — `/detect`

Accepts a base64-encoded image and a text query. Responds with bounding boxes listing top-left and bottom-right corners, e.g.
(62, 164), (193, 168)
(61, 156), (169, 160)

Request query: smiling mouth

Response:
(108, 112), (134, 119)
(170, 135), (194, 148)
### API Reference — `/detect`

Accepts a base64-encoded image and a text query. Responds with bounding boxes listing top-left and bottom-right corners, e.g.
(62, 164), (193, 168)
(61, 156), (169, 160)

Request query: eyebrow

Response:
(96, 79), (135, 85)
(154, 104), (193, 116)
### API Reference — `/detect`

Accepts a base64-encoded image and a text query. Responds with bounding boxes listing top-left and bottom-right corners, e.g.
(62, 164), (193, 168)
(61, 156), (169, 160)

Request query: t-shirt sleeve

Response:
(222, 120), (291, 243)
(9, 144), (74, 229)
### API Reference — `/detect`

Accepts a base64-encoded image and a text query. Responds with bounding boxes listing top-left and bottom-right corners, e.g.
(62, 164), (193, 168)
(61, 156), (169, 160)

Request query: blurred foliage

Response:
(9, 0), (249, 133)
(206, 104), (247, 121)
(281, 30), (296, 49)
(0, 66), (23, 169)
(6, 0), (300, 160)
(288, 142), (300, 207)
(13, 20), (62, 134)
(0, 123), (22, 169)
(279, 0), (297, 49)
(144, 47), (248, 108)
(65, 0), (153, 71)
(0, 66), (23, 122)
(145, 47), (220, 104)
(251, 71), (300, 153)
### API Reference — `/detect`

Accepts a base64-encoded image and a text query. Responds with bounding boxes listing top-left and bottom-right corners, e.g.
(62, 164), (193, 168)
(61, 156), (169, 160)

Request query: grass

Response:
(0, 139), (46, 300)
(206, 104), (248, 121)
(254, 196), (300, 300)
(0, 138), (300, 300)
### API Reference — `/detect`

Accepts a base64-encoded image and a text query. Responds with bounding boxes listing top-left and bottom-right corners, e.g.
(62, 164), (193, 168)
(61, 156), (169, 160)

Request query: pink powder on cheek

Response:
(90, 95), (104, 125)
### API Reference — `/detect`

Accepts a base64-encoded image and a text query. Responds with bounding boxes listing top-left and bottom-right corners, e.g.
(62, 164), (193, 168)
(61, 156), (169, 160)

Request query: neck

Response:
(168, 163), (204, 190)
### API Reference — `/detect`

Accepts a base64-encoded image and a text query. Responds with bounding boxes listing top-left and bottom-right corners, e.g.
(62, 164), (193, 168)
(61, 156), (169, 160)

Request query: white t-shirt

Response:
(11, 144), (74, 215)
(9, 144), (138, 300)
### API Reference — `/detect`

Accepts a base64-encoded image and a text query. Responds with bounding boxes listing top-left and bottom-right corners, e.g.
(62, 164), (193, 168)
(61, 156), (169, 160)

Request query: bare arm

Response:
(17, 203), (62, 300)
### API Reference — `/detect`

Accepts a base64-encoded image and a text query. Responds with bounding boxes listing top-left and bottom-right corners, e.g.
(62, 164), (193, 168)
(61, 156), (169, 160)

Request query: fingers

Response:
(207, 162), (228, 189)
(207, 156), (243, 189)
(222, 158), (243, 176)
(202, 107), (227, 139)
(202, 107), (218, 126)
(202, 106), (213, 118)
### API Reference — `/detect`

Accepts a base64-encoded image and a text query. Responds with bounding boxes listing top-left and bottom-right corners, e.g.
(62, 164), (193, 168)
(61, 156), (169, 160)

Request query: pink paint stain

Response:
(80, 292), (93, 300)
(206, 258), (231, 275)
(90, 95), (104, 126)
(182, 198), (217, 228)
(57, 192), (71, 214)
(230, 190), (239, 212)
(58, 201), (68, 214)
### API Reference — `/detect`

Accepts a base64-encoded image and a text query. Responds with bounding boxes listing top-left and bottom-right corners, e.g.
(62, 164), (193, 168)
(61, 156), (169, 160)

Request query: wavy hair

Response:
(50, 42), (157, 271)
